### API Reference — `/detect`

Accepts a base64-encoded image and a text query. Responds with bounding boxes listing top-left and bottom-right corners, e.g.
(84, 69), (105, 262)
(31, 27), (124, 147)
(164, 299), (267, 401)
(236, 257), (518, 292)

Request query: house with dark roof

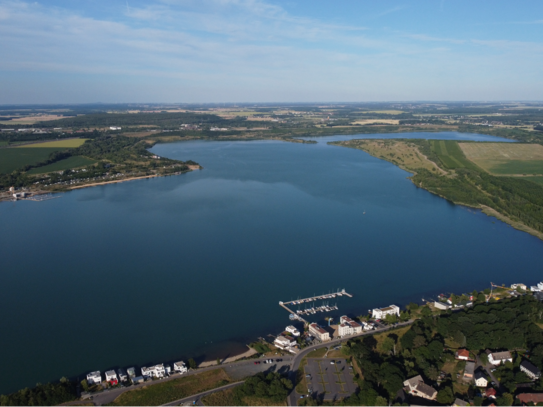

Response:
(403, 375), (437, 400)
(520, 360), (542, 380)
(463, 361), (475, 380)
(474, 371), (488, 387)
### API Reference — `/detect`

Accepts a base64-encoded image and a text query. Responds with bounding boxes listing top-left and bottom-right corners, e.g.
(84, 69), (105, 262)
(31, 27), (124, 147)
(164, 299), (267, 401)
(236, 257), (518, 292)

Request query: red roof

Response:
(486, 388), (497, 397)
(518, 394), (543, 404)
(456, 349), (470, 358)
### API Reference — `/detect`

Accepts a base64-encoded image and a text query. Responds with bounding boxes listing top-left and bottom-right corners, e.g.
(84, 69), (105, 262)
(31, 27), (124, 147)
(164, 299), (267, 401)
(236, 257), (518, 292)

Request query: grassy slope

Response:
(0, 147), (67, 173)
(18, 139), (87, 148)
(26, 156), (96, 174)
(490, 160), (543, 175)
(107, 369), (230, 406)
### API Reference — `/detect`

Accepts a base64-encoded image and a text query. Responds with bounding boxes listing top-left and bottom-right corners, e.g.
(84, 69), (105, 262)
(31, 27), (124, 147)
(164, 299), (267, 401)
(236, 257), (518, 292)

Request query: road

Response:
(286, 320), (414, 406)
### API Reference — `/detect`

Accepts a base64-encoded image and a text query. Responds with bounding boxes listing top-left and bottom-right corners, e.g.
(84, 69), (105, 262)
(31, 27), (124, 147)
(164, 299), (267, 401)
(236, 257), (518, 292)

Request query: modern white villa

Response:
(116, 368), (128, 382)
(372, 305), (400, 319)
(86, 371), (101, 385)
(274, 335), (297, 350)
(286, 325), (300, 336)
(105, 370), (118, 384)
(141, 363), (166, 378)
(174, 361), (188, 374)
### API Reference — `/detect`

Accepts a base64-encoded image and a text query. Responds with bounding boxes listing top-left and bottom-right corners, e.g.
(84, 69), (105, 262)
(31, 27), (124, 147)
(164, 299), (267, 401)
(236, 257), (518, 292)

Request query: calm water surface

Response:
(0, 132), (541, 394)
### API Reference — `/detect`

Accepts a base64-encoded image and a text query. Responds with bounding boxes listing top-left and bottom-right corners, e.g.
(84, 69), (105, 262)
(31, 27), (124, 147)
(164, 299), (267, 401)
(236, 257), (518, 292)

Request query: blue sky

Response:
(0, 0), (542, 103)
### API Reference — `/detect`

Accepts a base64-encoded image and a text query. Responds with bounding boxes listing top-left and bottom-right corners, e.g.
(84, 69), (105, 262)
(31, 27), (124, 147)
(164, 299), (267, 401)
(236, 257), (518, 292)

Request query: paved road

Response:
(287, 320), (414, 406)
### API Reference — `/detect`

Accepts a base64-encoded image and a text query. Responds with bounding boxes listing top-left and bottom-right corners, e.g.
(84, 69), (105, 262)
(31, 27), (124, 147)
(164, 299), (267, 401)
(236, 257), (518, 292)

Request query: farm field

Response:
(430, 140), (480, 170)
(108, 369), (231, 406)
(352, 119), (400, 125)
(0, 147), (67, 174)
(525, 176), (543, 186)
(18, 138), (87, 148)
(27, 156), (96, 174)
(459, 142), (543, 175)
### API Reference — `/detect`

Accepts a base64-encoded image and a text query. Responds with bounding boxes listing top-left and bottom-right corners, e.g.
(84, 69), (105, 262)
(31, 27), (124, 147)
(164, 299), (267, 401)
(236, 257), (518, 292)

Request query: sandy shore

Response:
(198, 346), (258, 368)
(69, 174), (159, 189)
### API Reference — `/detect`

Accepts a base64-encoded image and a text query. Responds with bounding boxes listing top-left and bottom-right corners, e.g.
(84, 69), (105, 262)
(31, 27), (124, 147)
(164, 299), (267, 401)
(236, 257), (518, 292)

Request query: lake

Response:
(0, 132), (542, 394)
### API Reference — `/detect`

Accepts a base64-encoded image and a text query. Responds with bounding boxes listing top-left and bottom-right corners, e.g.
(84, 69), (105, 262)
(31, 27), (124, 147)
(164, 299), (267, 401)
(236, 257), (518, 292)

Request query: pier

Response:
(279, 289), (353, 325)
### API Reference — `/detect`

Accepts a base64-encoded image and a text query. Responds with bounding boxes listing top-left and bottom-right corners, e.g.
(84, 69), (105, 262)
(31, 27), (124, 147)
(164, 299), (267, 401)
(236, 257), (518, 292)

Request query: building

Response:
(453, 399), (469, 406)
(538, 282), (543, 291)
(530, 286), (541, 292)
(105, 370), (118, 385)
(474, 371), (488, 387)
(518, 394), (543, 404)
(286, 325), (300, 336)
(362, 322), (374, 331)
(511, 283), (527, 291)
(463, 361), (475, 380)
(309, 323), (331, 342)
(132, 376), (145, 385)
(274, 335), (297, 349)
(86, 371), (101, 385)
(338, 316), (362, 337)
(456, 349), (470, 361)
(487, 350), (513, 365)
(174, 361), (188, 374)
(127, 367), (136, 378)
(372, 305), (400, 319)
(141, 363), (166, 378)
(485, 388), (497, 399)
(165, 364), (171, 375)
(109, 126), (122, 130)
(520, 360), (542, 380)
(434, 301), (451, 310)
(117, 368), (128, 382)
(403, 375), (437, 400)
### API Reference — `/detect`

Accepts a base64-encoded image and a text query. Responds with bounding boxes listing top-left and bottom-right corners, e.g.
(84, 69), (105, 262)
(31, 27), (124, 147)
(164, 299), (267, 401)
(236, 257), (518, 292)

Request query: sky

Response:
(0, 0), (542, 104)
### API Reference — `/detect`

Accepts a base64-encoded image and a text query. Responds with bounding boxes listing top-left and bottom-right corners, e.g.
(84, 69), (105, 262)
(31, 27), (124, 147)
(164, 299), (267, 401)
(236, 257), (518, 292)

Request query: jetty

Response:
(279, 289), (353, 325)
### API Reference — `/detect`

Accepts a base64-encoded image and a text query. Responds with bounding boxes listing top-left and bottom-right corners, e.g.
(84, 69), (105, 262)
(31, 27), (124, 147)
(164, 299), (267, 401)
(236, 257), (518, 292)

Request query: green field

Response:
(0, 147), (67, 174)
(27, 156), (96, 174)
(525, 176), (543, 186)
(430, 140), (480, 170)
(18, 138), (87, 148)
(490, 160), (543, 175)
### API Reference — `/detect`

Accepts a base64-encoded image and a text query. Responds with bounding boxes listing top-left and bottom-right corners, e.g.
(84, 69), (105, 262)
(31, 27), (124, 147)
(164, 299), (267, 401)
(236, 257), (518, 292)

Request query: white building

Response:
(403, 375), (437, 400)
(372, 305), (400, 319)
(531, 286), (541, 292)
(127, 367), (136, 378)
(538, 282), (543, 291)
(274, 335), (297, 350)
(474, 371), (488, 387)
(117, 368), (128, 382)
(309, 323), (331, 342)
(141, 363), (166, 378)
(362, 322), (374, 331)
(520, 360), (542, 380)
(86, 371), (101, 385)
(434, 301), (451, 310)
(105, 370), (118, 384)
(109, 126), (122, 130)
(174, 361), (188, 374)
(165, 364), (171, 375)
(338, 316), (362, 337)
(286, 325), (300, 336)
(487, 350), (513, 365)
(511, 284), (527, 291)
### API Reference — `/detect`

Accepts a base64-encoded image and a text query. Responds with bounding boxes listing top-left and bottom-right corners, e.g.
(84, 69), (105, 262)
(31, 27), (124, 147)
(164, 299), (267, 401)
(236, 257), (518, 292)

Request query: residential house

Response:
(362, 322), (374, 331)
(141, 363), (166, 378)
(520, 360), (542, 380)
(518, 394), (543, 404)
(117, 368), (128, 382)
(530, 286), (541, 292)
(286, 325), (300, 336)
(485, 388), (497, 399)
(474, 371), (488, 387)
(538, 282), (543, 291)
(274, 335), (297, 350)
(309, 323), (331, 342)
(127, 367), (136, 378)
(434, 301), (451, 310)
(132, 376), (145, 385)
(174, 361), (188, 374)
(86, 371), (101, 385)
(403, 375), (437, 400)
(165, 364), (171, 375)
(511, 284), (527, 291)
(456, 349), (470, 361)
(105, 370), (118, 385)
(487, 350), (513, 365)
(372, 305), (400, 319)
(453, 399), (469, 406)
(463, 361), (475, 380)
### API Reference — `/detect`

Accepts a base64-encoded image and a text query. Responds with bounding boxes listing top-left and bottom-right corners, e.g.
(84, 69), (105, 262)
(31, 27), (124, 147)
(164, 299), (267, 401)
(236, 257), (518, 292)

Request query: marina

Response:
(279, 289), (353, 325)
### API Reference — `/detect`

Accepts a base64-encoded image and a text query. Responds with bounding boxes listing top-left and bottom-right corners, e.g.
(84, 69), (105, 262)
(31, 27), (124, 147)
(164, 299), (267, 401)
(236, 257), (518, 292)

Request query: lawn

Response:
(459, 142), (543, 175)
(0, 147), (67, 173)
(202, 388), (286, 406)
(107, 369), (231, 406)
(27, 156), (96, 174)
(18, 138), (87, 148)
(431, 140), (480, 170)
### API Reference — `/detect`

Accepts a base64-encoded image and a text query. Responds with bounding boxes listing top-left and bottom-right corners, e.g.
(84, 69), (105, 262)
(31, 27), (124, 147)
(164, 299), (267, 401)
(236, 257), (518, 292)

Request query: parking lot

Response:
(304, 358), (357, 401)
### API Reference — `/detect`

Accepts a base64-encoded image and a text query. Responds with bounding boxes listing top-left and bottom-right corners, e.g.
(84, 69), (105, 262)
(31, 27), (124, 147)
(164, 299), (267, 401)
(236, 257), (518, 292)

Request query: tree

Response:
(188, 358), (197, 369)
(80, 379), (89, 392)
(375, 396), (388, 406)
(437, 387), (454, 404)
(385, 313), (398, 324)
(216, 358), (221, 365)
(425, 366), (439, 381)
(477, 293), (486, 302)
(497, 393), (514, 406)
(421, 306), (432, 317)
(381, 337), (395, 354)
(473, 396), (483, 406)
(479, 352), (489, 365)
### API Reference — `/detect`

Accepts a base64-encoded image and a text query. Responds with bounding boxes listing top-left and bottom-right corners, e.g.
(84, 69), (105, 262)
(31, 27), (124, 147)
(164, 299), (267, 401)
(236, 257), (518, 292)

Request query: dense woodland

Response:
(224, 372), (293, 405)
(0, 380), (77, 406)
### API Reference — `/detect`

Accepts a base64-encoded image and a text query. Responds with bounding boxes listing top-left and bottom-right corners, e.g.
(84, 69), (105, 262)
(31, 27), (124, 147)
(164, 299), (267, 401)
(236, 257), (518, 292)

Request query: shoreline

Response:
(198, 346), (258, 368)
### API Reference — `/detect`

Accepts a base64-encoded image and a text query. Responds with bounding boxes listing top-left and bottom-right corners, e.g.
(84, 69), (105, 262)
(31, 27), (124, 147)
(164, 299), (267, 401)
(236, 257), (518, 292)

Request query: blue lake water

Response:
(0, 132), (541, 394)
